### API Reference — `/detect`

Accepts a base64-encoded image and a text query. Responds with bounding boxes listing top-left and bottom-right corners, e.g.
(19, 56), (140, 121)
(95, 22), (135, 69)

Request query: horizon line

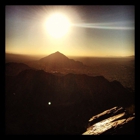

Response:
(5, 52), (135, 58)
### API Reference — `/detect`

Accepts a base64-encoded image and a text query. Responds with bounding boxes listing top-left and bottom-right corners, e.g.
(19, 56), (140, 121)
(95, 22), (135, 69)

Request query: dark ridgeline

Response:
(5, 52), (135, 135)
(5, 62), (33, 76)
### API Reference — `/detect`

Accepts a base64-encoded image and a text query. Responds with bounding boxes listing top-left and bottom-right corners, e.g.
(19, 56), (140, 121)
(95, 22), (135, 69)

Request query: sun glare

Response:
(45, 13), (71, 39)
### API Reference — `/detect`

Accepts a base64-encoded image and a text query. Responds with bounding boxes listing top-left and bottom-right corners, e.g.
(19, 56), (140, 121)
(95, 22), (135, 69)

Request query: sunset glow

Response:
(45, 13), (71, 38)
(6, 6), (134, 57)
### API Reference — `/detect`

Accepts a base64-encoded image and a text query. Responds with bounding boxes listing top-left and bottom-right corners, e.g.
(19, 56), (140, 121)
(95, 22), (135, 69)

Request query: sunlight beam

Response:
(71, 22), (134, 30)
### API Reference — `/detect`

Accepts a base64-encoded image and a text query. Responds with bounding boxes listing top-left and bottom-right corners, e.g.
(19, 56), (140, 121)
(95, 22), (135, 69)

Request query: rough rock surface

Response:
(83, 106), (135, 135)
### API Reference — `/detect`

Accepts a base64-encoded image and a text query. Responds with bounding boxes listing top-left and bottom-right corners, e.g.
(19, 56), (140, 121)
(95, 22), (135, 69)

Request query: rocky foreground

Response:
(83, 106), (135, 135)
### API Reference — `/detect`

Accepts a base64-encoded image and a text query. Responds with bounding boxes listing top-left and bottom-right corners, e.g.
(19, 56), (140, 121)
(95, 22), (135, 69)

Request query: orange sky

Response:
(6, 6), (134, 57)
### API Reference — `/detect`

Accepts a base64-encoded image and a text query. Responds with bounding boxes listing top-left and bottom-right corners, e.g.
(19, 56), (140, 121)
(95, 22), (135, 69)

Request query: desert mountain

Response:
(39, 51), (69, 63)
(26, 51), (90, 74)
(5, 69), (134, 134)
(39, 51), (84, 68)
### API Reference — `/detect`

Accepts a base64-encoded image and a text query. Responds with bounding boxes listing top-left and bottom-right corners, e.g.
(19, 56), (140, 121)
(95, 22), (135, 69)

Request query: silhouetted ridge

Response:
(6, 62), (32, 76)
(5, 69), (134, 134)
(17, 69), (54, 79)
(6, 62), (29, 67)
(17, 69), (37, 76)
(7, 69), (133, 106)
(111, 80), (125, 87)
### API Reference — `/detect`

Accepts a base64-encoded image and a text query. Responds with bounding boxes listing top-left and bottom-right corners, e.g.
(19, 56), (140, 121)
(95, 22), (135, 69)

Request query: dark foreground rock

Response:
(5, 69), (134, 134)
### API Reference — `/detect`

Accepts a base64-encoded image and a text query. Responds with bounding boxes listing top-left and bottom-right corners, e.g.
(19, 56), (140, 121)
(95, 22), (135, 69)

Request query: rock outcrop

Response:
(83, 106), (135, 135)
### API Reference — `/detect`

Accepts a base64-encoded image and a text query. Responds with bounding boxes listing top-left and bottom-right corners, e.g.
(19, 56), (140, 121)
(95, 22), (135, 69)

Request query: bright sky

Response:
(6, 5), (134, 57)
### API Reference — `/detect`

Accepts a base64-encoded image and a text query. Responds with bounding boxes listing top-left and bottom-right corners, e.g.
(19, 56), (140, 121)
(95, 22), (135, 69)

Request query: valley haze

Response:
(6, 52), (135, 90)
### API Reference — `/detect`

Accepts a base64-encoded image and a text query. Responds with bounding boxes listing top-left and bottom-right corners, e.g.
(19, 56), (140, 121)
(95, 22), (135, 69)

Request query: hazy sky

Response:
(6, 5), (134, 57)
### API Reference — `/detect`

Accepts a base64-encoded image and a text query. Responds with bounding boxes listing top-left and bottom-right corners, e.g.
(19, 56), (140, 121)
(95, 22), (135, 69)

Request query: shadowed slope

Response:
(5, 62), (32, 76)
(5, 69), (134, 134)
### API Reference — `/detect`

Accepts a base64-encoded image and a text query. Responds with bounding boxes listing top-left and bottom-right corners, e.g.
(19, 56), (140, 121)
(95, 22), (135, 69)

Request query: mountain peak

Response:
(48, 51), (67, 58)
(38, 51), (86, 71)
(55, 51), (61, 53)
(53, 51), (64, 56)
(39, 51), (69, 63)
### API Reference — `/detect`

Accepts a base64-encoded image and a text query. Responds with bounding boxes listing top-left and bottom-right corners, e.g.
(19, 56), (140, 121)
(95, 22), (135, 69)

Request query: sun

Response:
(45, 13), (71, 39)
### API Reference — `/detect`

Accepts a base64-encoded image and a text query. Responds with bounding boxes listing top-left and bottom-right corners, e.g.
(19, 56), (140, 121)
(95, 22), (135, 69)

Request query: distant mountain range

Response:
(5, 51), (135, 89)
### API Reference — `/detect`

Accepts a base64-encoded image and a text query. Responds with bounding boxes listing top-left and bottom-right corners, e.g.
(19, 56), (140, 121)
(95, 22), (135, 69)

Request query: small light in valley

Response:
(48, 102), (51, 105)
